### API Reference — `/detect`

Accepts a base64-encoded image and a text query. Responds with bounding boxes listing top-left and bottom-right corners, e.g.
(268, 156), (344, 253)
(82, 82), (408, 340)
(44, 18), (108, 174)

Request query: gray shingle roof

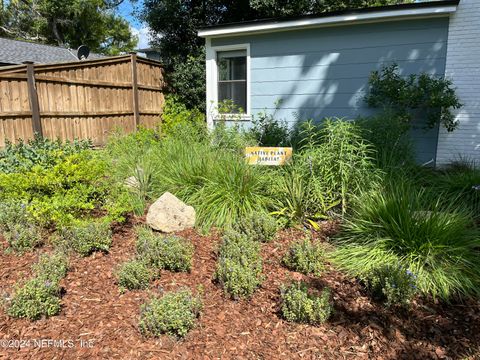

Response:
(0, 37), (105, 65)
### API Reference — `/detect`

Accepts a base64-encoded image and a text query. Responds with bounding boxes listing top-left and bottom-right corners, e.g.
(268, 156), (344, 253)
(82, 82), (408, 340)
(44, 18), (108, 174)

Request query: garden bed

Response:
(1, 219), (479, 359)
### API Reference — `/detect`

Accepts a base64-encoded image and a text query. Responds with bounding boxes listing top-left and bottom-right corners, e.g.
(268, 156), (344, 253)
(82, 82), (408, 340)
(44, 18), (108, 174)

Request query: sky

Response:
(117, 0), (152, 50)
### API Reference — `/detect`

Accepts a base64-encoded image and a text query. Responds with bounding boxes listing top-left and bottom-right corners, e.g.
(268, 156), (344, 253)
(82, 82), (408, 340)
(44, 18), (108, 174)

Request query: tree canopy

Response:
(0, 0), (138, 55)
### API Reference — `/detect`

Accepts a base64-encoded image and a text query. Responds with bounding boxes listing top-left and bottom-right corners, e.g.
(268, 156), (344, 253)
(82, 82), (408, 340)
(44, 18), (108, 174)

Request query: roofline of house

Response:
(198, 0), (459, 38)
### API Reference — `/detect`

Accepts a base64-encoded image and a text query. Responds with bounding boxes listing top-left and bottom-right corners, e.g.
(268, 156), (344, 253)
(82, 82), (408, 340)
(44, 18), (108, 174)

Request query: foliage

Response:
(162, 94), (206, 135)
(0, 140), (130, 226)
(272, 118), (375, 226)
(0, 201), (43, 252)
(214, 230), (263, 299)
(356, 111), (415, 169)
(364, 264), (417, 308)
(0, 136), (91, 174)
(55, 221), (112, 256)
(332, 181), (480, 300)
(7, 251), (68, 320)
(283, 238), (325, 276)
(136, 226), (194, 272)
(250, 0), (410, 17)
(116, 259), (154, 292)
(0, 0), (137, 55)
(280, 282), (333, 324)
(365, 64), (462, 131)
(139, 288), (203, 338)
(250, 107), (290, 147)
(234, 212), (278, 243)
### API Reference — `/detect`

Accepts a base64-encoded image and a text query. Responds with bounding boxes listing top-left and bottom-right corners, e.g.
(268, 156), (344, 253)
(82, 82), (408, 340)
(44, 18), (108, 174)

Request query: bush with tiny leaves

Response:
(214, 230), (263, 299)
(283, 238), (325, 275)
(280, 282), (333, 324)
(234, 212), (278, 243)
(363, 264), (418, 308)
(0, 201), (42, 252)
(135, 226), (194, 272)
(116, 259), (154, 291)
(55, 221), (112, 256)
(7, 251), (68, 320)
(139, 289), (202, 338)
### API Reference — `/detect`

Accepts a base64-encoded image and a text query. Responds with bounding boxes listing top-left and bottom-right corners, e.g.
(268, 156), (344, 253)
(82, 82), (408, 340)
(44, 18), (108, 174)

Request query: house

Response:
(0, 37), (104, 66)
(199, 0), (479, 166)
(136, 47), (162, 62)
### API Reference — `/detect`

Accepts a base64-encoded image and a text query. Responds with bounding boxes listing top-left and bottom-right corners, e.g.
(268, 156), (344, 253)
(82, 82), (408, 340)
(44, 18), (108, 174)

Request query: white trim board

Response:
(206, 42), (251, 129)
(198, 5), (457, 38)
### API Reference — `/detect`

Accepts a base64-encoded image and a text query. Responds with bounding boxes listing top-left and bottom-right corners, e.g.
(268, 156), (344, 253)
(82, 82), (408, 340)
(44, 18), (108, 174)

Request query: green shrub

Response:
(0, 135), (91, 174)
(136, 226), (194, 272)
(365, 63), (462, 131)
(283, 238), (325, 276)
(214, 230), (263, 299)
(161, 94), (205, 135)
(332, 181), (480, 300)
(116, 259), (153, 291)
(364, 264), (417, 308)
(139, 289), (202, 338)
(33, 252), (69, 283)
(7, 277), (62, 320)
(0, 202), (42, 252)
(234, 212), (278, 243)
(7, 251), (68, 320)
(250, 107), (290, 146)
(55, 221), (112, 256)
(280, 282), (333, 324)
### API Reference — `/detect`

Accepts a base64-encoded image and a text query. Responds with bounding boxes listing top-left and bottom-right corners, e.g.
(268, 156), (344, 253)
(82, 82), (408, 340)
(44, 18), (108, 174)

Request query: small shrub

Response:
(283, 238), (325, 276)
(250, 107), (290, 146)
(7, 251), (68, 320)
(0, 202), (42, 252)
(234, 212), (278, 243)
(32, 252), (69, 283)
(55, 221), (112, 256)
(136, 226), (193, 272)
(116, 259), (153, 291)
(214, 230), (263, 299)
(364, 264), (417, 308)
(280, 282), (333, 324)
(365, 63), (462, 131)
(161, 94), (206, 135)
(7, 277), (62, 320)
(139, 289), (202, 338)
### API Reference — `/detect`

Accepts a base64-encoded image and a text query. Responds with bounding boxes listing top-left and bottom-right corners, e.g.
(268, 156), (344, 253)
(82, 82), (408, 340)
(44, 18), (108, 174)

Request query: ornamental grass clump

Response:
(283, 238), (325, 276)
(234, 212), (278, 243)
(280, 282), (333, 324)
(116, 259), (154, 292)
(55, 221), (112, 256)
(214, 230), (263, 299)
(332, 181), (480, 300)
(7, 251), (69, 320)
(139, 288), (202, 338)
(135, 226), (194, 272)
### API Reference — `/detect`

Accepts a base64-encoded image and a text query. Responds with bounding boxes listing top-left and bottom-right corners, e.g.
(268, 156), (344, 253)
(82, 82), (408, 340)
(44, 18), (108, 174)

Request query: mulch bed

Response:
(1, 219), (480, 360)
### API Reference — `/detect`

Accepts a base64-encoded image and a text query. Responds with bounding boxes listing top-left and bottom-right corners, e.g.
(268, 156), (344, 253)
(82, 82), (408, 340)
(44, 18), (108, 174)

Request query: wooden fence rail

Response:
(0, 54), (165, 147)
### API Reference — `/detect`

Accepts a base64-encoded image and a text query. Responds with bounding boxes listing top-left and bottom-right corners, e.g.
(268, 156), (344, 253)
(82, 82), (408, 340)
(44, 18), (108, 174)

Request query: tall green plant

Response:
(332, 181), (480, 300)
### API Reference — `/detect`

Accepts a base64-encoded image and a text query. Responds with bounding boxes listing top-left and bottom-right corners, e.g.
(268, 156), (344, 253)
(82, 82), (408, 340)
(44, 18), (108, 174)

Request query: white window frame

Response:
(206, 40), (251, 129)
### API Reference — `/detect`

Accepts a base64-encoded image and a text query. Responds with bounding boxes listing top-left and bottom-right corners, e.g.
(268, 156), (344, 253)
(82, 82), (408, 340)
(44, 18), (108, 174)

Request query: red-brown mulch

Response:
(1, 219), (480, 360)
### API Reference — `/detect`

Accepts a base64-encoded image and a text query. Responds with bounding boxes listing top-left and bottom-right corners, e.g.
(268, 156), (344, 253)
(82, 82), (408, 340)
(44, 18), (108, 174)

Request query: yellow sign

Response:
(245, 147), (293, 166)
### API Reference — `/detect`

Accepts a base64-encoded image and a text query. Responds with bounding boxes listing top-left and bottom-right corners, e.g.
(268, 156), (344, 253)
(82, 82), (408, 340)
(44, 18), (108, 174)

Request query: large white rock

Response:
(146, 192), (196, 232)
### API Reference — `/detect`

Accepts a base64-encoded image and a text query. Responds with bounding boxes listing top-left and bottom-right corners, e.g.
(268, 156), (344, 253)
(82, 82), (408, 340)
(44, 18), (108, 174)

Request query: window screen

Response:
(217, 50), (247, 113)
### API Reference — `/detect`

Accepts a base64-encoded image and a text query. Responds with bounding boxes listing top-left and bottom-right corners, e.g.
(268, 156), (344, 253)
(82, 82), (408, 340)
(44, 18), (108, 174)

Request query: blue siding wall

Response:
(211, 17), (449, 164)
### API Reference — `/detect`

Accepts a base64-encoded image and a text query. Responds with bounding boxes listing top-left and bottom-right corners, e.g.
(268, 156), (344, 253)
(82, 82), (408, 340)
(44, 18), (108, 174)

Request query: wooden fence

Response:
(0, 54), (165, 147)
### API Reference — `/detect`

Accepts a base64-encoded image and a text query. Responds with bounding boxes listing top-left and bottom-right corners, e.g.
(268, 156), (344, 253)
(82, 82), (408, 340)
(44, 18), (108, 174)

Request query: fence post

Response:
(130, 52), (140, 128)
(23, 61), (43, 137)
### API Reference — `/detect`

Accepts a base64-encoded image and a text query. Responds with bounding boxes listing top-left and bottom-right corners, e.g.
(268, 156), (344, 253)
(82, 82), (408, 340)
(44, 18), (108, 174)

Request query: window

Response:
(217, 50), (247, 113)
